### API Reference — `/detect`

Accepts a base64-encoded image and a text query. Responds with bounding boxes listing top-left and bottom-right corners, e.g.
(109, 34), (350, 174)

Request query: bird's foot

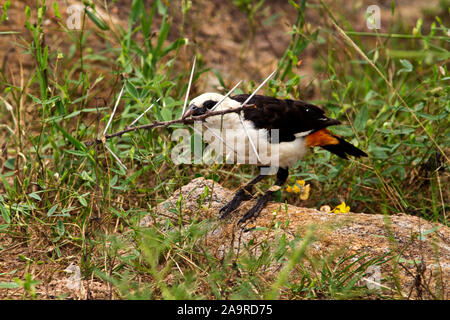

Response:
(238, 194), (270, 224)
(219, 201), (238, 219)
(219, 189), (252, 219)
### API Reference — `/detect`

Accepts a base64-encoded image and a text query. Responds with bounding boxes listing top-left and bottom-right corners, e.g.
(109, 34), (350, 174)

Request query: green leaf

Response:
(42, 45), (48, 70)
(416, 112), (447, 121)
(156, 0), (168, 15)
(80, 171), (96, 183)
(78, 195), (88, 207)
(212, 69), (226, 88)
(28, 192), (42, 201)
(0, 203), (10, 224)
(161, 38), (187, 58)
(64, 149), (89, 157)
(0, 282), (20, 289)
(52, 122), (96, 166)
(154, 15), (170, 57)
(288, 0), (300, 9)
(85, 8), (109, 31)
(353, 105), (369, 131)
(419, 226), (439, 240)
(397, 59), (413, 75)
(109, 175), (118, 187)
(160, 107), (173, 121)
(4, 158), (15, 170)
(25, 6), (30, 20)
(130, 0), (144, 23)
(47, 204), (58, 216)
(125, 81), (139, 100)
(369, 145), (390, 159)
(0, 174), (13, 195)
(52, 2), (61, 19)
(46, 110), (81, 122)
(56, 220), (65, 236)
(1, 0), (11, 22)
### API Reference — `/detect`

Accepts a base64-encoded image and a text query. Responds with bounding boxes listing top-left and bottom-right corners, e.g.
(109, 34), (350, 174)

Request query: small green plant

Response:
(14, 273), (41, 299)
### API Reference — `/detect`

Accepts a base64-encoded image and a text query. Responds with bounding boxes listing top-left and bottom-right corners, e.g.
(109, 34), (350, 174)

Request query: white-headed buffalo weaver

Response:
(184, 93), (367, 224)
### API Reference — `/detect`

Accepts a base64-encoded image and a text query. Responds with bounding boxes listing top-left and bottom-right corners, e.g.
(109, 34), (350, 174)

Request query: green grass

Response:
(0, 0), (448, 299)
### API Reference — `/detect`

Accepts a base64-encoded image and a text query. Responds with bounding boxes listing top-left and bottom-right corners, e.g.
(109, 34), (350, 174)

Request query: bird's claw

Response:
(238, 202), (265, 225)
(219, 189), (253, 219)
(219, 202), (237, 219)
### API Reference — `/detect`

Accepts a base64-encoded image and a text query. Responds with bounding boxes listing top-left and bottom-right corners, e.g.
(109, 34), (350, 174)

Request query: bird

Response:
(183, 92), (367, 224)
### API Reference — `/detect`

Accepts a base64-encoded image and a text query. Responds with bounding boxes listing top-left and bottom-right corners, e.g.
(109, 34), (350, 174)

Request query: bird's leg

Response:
(219, 169), (268, 219)
(238, 167), (289, 224)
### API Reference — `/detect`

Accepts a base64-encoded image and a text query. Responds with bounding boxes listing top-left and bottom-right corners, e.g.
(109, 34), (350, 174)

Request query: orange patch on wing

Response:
(306, 129), (339, 147)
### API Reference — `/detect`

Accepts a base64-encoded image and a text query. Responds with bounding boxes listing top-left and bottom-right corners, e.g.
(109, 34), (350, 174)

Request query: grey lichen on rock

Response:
(140, 177), (449, 299)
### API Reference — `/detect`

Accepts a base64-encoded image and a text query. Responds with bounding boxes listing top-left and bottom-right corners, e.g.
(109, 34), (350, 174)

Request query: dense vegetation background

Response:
(0, 0), (448, 299)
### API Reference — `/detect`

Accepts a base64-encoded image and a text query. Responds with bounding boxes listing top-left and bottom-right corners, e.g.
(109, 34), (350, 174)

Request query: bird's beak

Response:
(183, 104), (195, 119)
(326, 118), (341, 126)
(320, 118), (341, 126)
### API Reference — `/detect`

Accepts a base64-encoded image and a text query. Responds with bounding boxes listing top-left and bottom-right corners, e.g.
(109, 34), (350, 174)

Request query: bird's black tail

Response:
(321, 136), (367, 160)
(306, 129), (367, 160)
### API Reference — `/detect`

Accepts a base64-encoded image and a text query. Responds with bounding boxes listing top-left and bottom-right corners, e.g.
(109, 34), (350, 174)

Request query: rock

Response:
(140, 177), (449, 299)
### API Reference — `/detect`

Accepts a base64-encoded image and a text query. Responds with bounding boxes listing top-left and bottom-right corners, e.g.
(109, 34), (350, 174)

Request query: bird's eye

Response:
(188, 103), (198, 111)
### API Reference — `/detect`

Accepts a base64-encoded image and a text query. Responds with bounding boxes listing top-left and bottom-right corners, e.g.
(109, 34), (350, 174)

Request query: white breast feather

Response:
(202, 108), (307, 168)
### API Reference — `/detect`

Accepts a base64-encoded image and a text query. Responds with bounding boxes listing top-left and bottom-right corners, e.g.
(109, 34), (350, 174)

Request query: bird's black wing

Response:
(231, 94), (340, 142)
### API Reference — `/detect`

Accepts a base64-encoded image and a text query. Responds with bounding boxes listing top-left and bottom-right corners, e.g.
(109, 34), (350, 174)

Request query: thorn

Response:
(235, 69), (277, 164)
(181, 56), (197, 118)
(128, 97), (161, 127)
(105, 144), (127, 171)
(203, 123), (237, 156)
(239, 69), (276, 107)
(239, 115), (261, 163)
(210, 80), (242, 112)
(103, 85), (125, 136)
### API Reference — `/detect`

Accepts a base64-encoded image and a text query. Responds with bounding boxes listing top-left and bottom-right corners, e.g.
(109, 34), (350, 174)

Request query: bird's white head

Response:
(184, 92), (240, 118)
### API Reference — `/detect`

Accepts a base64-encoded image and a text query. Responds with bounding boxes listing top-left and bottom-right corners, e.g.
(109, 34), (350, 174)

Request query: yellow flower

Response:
(332, 202), (350, 213)
(286, 180), (311, 200)
(296, 179), (306, 187)
(300, 184), (310, 200)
